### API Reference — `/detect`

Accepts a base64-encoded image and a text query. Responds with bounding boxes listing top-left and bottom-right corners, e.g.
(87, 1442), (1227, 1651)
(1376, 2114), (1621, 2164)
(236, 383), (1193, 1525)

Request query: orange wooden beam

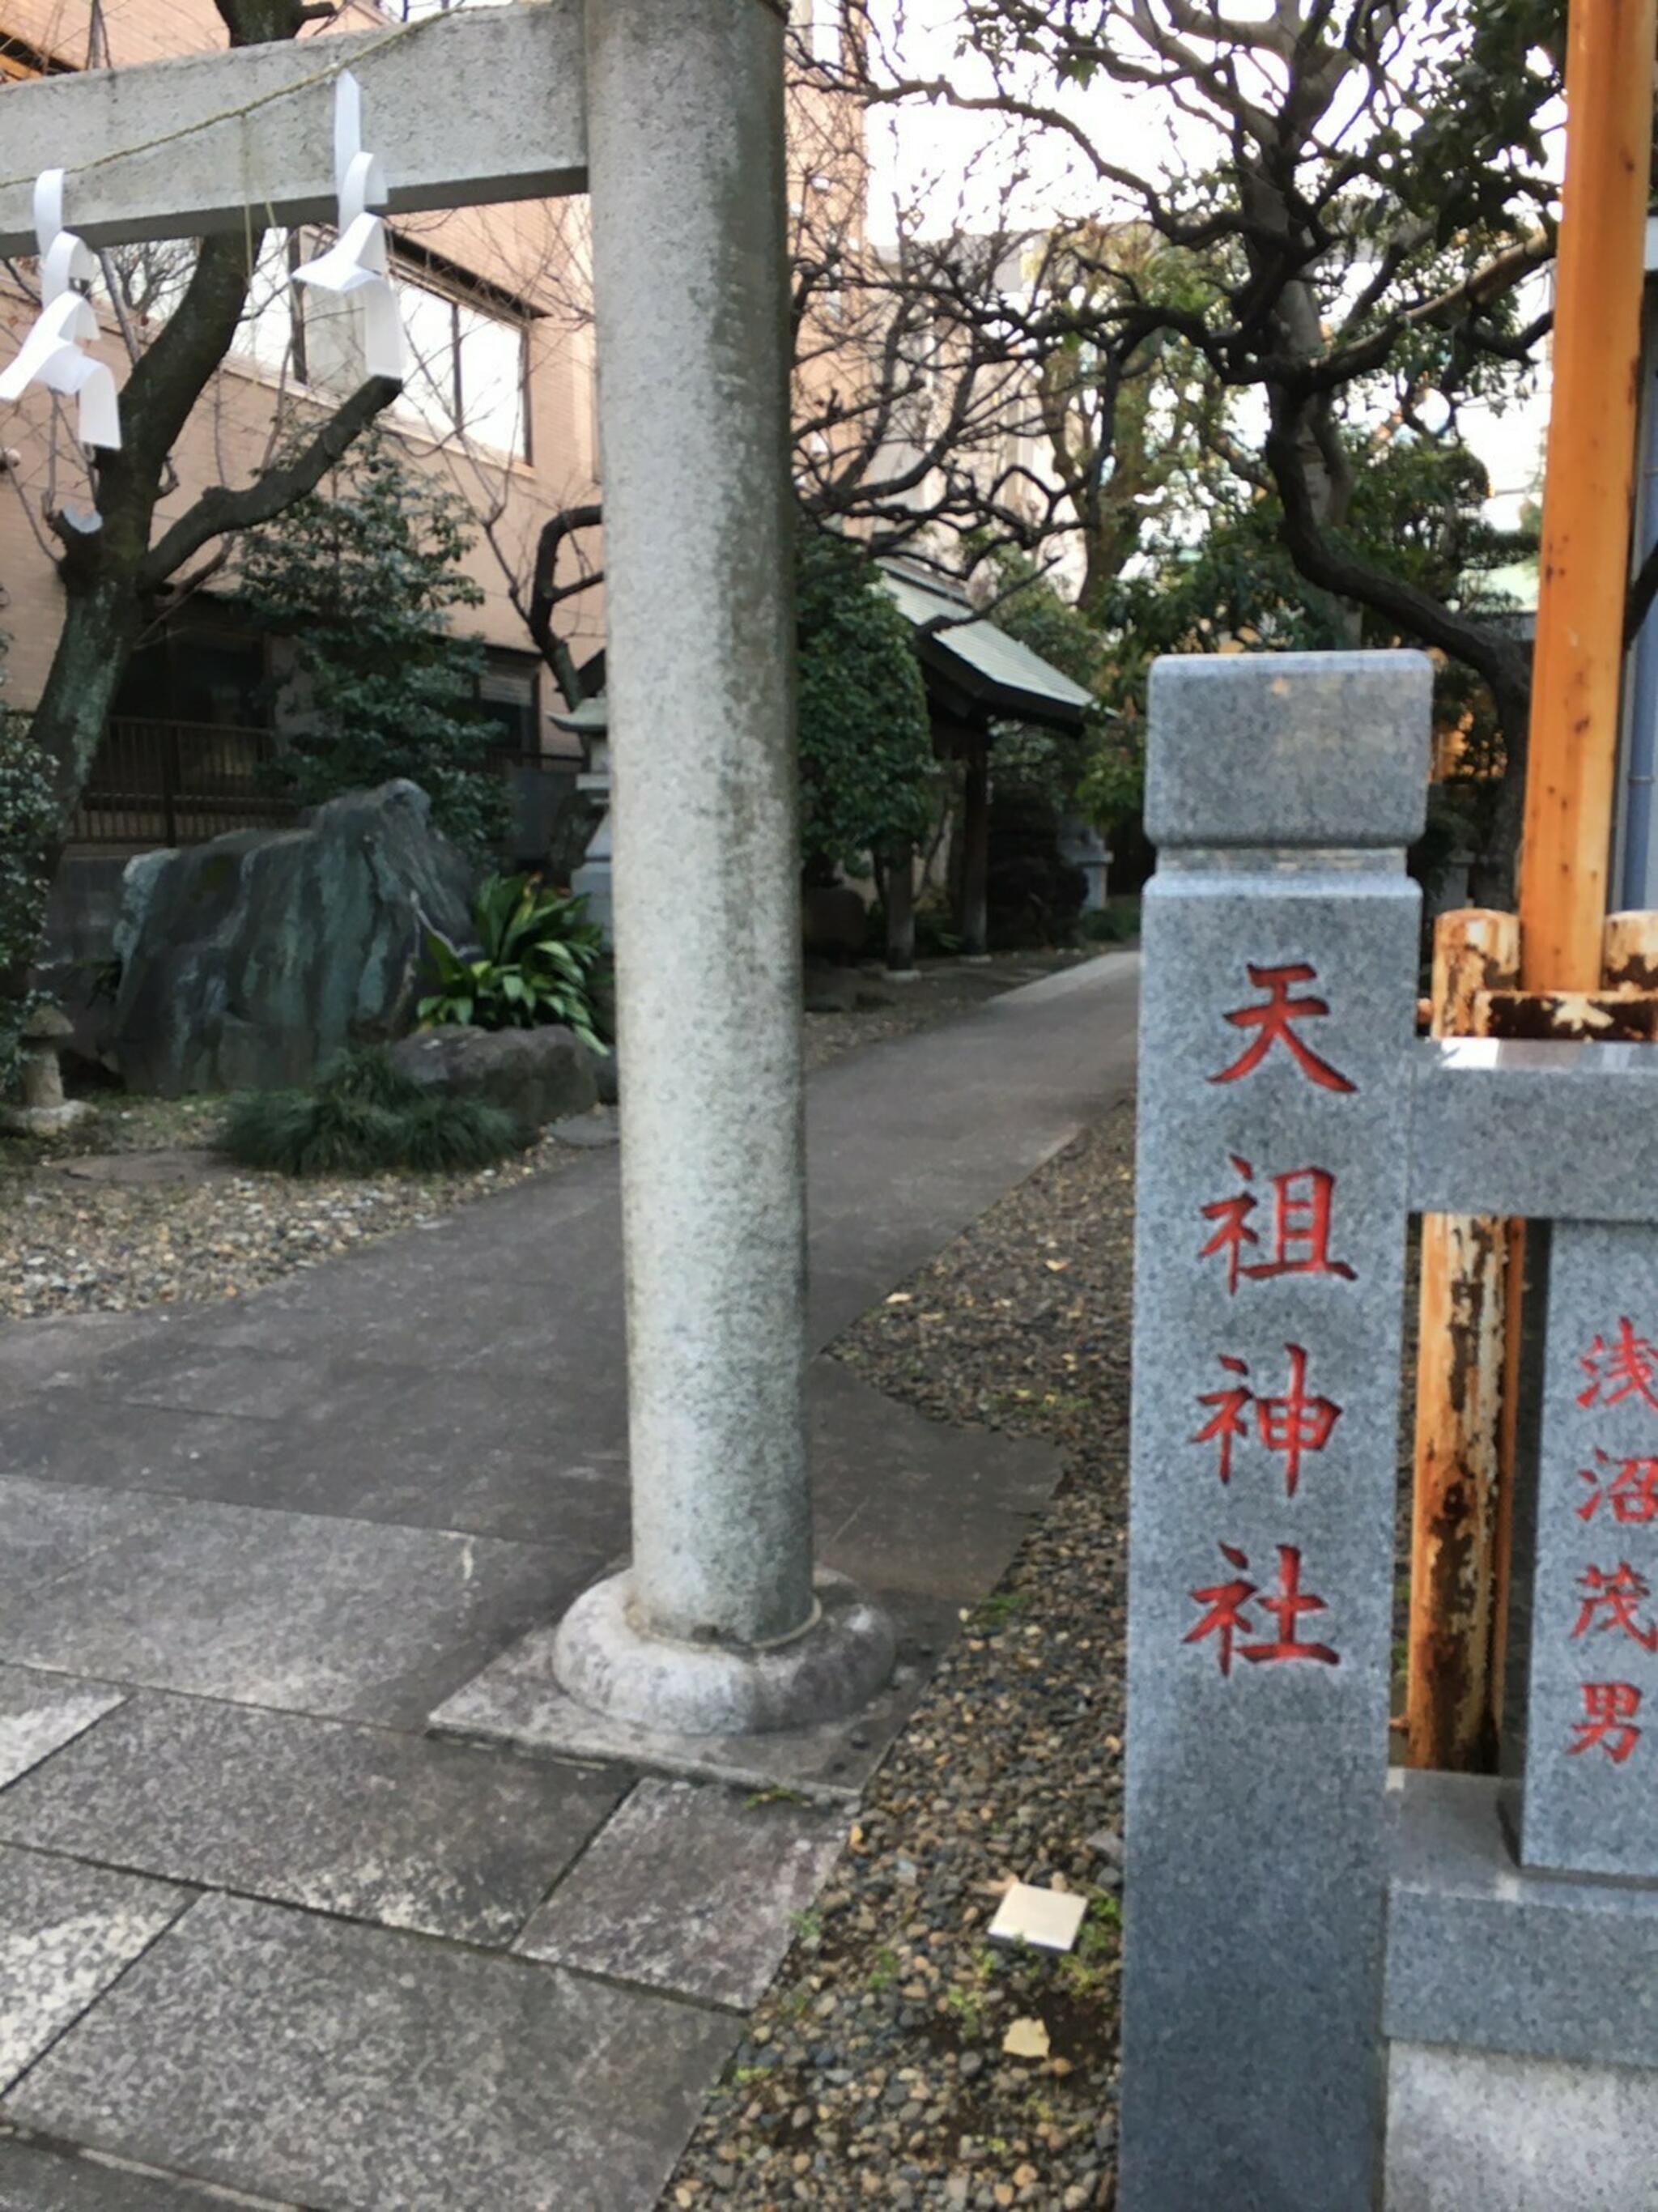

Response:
(1519, 0), (1658, 991)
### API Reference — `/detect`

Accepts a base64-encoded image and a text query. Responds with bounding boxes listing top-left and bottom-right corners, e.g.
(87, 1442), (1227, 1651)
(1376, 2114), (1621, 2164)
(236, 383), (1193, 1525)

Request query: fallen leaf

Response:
(1001, 2017), (1051, 2060)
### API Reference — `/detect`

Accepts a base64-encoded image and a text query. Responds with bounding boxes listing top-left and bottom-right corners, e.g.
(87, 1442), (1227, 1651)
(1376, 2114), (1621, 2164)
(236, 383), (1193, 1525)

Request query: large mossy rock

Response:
(110, 782), (476, 1096)
(389, 1024), (597, 1129)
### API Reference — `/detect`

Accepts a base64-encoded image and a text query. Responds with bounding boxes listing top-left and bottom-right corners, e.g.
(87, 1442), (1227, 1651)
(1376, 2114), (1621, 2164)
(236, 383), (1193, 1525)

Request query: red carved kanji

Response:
(1576, 1450), (1658, 1525)
(1193, 1355), (1253, 1484)
(1184, 1542), (1340, 1675)
(1199, 1158), (1355, 1295)
(1191, 1346), (1341, 1496)
(1569, 1682), (1643, 1764)
(1242, 1545), (1340, 1668)
(1208, 963), (1356, 1094)
(1184, 1542), (1256, 1677)
(1578, 1319), (1658, 1415)
(1571, 1562), (1658, 1653)
(1256, 1345), (1341, 1498)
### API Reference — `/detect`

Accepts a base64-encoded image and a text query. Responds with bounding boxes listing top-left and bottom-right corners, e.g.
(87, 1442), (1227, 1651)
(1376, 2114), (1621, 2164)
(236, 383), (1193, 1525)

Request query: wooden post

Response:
(1603, 909), (1658, 990)
(1517, 0), (1656, 991)
(1487, 0), (1656, 1742)
(1486, 913), (1658, 1739)
(1405, 910), (1521, 1771)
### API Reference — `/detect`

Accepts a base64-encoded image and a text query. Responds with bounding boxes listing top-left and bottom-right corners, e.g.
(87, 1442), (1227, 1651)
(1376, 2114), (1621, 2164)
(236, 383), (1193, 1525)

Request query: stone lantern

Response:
(3, 1004), (92, 1135)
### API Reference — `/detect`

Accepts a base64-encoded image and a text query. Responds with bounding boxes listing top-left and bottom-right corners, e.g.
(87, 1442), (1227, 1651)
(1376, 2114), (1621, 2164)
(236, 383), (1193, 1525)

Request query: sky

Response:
(862, 0), (1560, 558)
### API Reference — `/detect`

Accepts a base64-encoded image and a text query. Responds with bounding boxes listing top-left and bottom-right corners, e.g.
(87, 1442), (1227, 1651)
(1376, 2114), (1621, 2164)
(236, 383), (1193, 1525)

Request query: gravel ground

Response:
(0, 953), (1105, 1323)
(669, 1105), (1136, 2210)
(0, 1113), (585, 1320)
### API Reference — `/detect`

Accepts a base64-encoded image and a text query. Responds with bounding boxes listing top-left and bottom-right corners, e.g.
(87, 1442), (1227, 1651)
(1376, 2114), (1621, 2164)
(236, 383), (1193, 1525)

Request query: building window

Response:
(788, 0), (842, 66)
(474, 651), (541, 756)
(215, 230), (532, 462)
(397, 277), (531, 461)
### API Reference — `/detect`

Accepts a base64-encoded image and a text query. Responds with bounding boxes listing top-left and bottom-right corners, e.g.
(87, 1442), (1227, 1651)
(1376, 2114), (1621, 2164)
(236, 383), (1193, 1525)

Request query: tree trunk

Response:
(36, 572), (146, 845)
(1469, 666), (1533, 912)
(958, 739), (990, 957)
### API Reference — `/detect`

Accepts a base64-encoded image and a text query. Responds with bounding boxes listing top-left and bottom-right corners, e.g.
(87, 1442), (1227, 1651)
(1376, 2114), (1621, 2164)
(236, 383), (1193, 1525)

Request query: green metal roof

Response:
(879, 564), (1094, 732)
(548, 564), (1096, 742)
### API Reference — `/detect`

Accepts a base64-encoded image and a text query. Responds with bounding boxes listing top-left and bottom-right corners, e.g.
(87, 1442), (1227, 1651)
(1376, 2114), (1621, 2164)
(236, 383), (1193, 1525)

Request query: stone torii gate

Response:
(2, 0), (894, 1738)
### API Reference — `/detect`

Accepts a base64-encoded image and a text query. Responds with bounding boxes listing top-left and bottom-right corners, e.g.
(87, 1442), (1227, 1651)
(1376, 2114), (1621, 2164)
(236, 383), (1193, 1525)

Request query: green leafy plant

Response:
(419, 872), (609, 1054)
(221, 1047), (524, 1176)
(1081, 902), (1140, 946)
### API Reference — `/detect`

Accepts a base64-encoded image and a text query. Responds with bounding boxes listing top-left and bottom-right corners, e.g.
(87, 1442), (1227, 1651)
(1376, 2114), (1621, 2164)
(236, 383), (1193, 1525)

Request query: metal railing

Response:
(68, 719), (299, 848)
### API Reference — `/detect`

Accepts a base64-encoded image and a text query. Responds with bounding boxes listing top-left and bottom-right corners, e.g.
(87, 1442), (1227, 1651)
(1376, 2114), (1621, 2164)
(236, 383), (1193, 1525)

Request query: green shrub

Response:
(221, 1048), (523, 1176)
(237, 425), (506, 861)
(0, 711), (56, 1087)
(419, 872), (609, 1053)
(1081, 900), (1141, 945)
(912, 900), (962, 959)
(797, 522), (934, 880)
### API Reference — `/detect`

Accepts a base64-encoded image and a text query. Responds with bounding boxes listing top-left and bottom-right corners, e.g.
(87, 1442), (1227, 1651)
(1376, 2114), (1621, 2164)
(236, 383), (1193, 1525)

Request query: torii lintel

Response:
(0, 0), (587, 257)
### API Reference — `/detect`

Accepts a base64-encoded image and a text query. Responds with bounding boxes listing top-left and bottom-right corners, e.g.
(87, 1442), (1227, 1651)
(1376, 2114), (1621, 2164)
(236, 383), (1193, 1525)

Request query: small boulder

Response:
(801, 884), (869, 959)
(389, 1024), (598, 1130)
(803, 960), (858, 1014)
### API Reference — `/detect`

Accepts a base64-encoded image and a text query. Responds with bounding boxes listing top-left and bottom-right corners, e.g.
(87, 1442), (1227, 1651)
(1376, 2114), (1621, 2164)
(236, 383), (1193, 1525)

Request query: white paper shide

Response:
(0, 169), (121, 451)
(291, 72), (404, 383)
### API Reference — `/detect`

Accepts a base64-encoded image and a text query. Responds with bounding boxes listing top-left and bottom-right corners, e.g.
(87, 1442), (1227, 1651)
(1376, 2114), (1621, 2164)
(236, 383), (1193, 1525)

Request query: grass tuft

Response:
(220, 1047), (525, 1176)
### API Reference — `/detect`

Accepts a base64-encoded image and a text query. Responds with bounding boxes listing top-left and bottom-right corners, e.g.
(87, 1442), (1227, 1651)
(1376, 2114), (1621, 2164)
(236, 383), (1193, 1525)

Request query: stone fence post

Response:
(1120, 653), (1431, 2209)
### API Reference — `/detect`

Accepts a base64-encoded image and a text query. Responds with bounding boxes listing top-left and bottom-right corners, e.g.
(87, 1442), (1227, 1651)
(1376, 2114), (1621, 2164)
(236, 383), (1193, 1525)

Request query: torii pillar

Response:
(549, 0), (895, 1731)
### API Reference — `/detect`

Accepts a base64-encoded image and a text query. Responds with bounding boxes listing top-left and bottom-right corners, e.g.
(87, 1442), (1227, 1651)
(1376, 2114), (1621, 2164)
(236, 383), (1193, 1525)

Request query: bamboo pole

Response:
(1517, 0), (1657, 991)
(1406, 910), (1521, 1771)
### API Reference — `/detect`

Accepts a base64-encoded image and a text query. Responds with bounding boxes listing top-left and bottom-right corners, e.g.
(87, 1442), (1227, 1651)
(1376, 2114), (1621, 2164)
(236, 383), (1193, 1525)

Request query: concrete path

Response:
(0, 954), (1139, 2211)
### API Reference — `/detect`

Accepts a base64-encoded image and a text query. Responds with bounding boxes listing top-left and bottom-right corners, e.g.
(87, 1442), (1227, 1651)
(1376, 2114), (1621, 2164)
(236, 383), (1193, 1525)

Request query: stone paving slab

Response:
(0, 1480), (168, 1606)
(0, 1695), (627, 1946)
(0, 1402), (286, 1505)
(0, 1498), (571, 1728)
(517, 1777), (846, 2009)
(0, 1847), (190, 2093)
(0, 1666), (126, 1792)
(0, 2140), (270, 2210)
(810, 1359), (1056, 1602)
(4, 1891), (742, 2212)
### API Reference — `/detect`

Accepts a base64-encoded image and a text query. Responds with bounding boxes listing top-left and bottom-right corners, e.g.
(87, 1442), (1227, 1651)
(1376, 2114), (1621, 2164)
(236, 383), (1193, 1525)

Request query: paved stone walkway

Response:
(0, 955), (1139, 2211)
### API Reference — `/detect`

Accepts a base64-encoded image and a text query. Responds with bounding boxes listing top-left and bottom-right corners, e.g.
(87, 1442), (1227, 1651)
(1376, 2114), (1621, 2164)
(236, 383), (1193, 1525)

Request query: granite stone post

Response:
(1503, 1219), (1658, 1879)
(549, 0), (892, 1736)
(1120, 652), (1431, 2210)
(885, 840), (918, 978)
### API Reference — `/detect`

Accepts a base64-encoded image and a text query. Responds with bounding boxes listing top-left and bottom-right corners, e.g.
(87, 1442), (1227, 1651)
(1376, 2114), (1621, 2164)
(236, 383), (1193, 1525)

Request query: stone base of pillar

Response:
(883, 966), (921, 985)
(956, 953), (993, 968)
(2, 1100), (94, 1135)
(552, 1567), (895, 1737)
